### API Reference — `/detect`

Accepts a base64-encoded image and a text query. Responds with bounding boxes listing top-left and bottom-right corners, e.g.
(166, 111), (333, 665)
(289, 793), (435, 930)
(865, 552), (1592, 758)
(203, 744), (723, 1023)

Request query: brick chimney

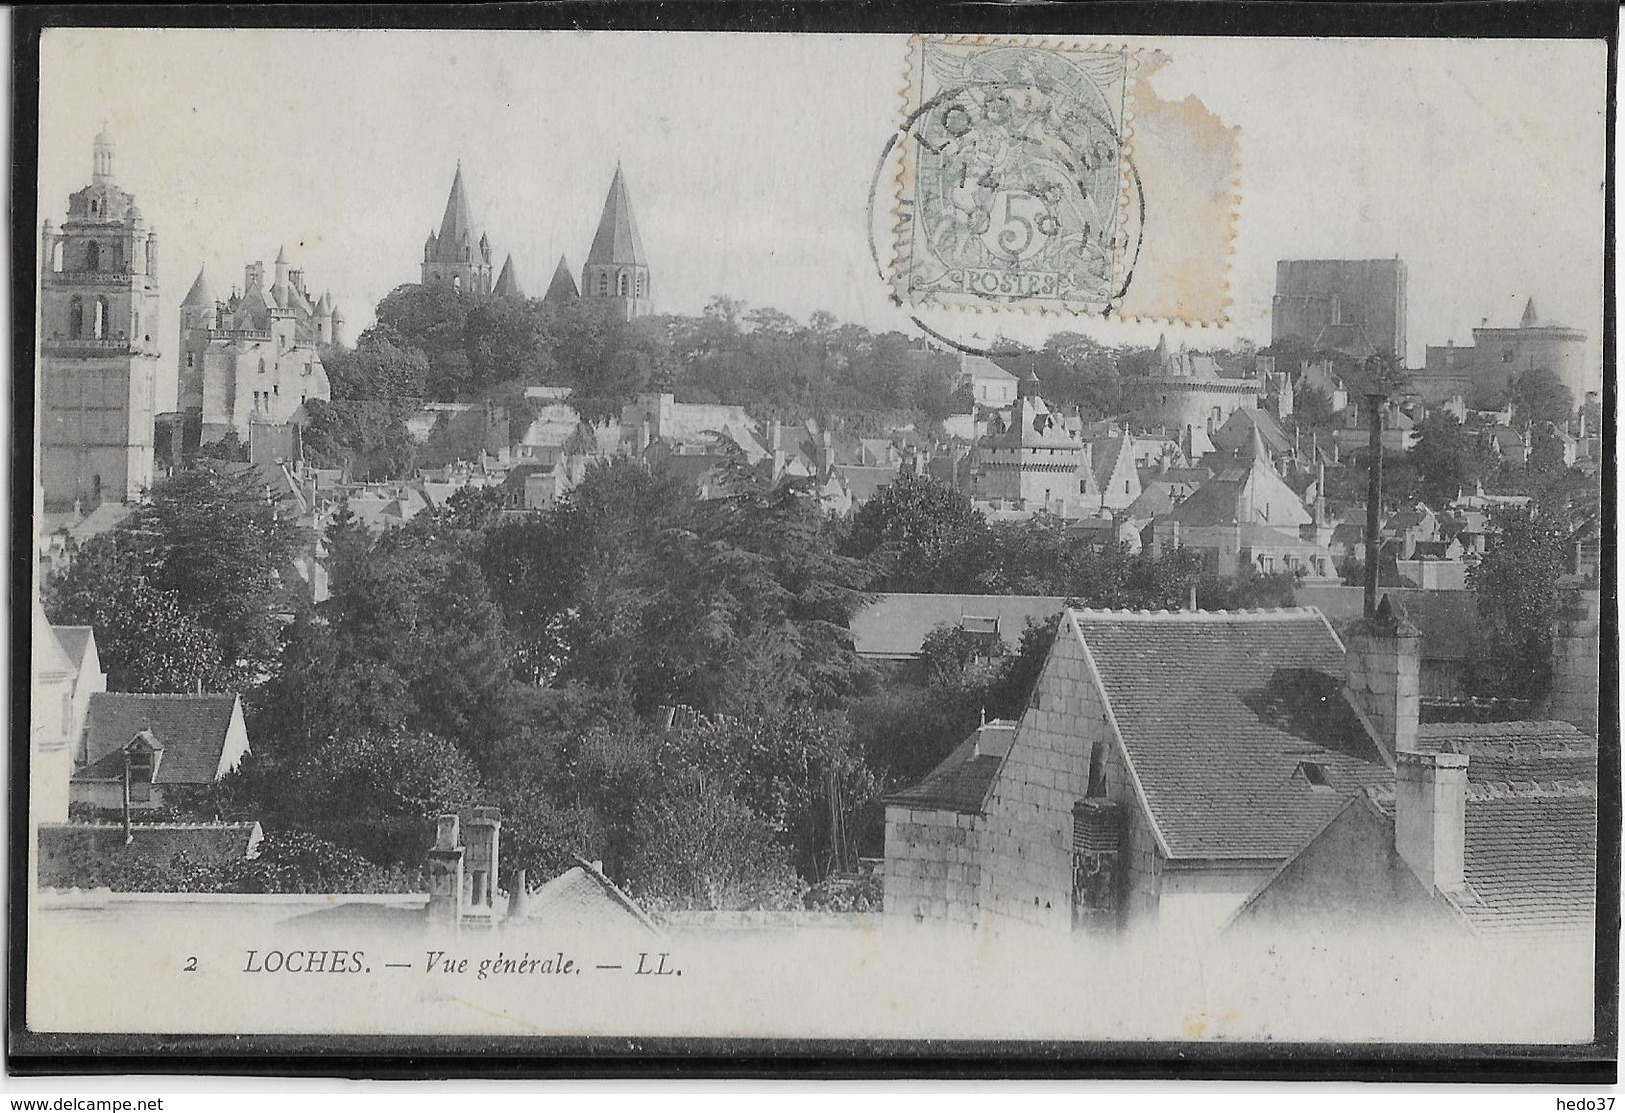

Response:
(1344, 594), (1421, 759)
(1395, 750), (1468, 893)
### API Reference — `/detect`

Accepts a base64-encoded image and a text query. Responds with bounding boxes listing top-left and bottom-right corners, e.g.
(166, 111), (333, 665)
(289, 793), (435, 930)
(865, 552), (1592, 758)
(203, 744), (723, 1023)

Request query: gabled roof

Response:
(1364, 771), (1597, 938)
(75, 692), (242, 785)
(1211, 408), (1293, 458)
(849, 594), (1066, 659)
(525, 858), (660, 934)
(1068, 608), (1390, 860)
(52, 626), (96, 671)
(1414, 720), (1597, 782)
(585, 164), (648, 268)
(886, 726), (1013, 814)
(957, 354), (1017, 384)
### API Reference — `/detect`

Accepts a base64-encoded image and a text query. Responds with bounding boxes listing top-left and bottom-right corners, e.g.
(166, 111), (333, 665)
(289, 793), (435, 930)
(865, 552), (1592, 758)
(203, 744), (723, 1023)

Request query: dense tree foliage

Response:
(44, 468), (308, 691)
(1509, 367), (1576, 428)
(1468, 508), (1569, 702)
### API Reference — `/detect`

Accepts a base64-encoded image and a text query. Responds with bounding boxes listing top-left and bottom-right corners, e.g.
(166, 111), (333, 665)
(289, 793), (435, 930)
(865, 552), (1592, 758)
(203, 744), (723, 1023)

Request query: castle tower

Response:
(421, 163), (493, 295)
(39, 125), (161, 510)
(177, 265), (215, 412)
(315, 291), (334, 345)
(543, 253), (579, 305)
(581, 163), (651, 320)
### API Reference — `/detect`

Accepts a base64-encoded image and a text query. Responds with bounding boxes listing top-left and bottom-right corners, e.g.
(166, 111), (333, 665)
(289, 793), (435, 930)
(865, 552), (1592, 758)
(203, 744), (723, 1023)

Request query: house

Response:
(32, 602), (108, 825)
(883, 606), (1402, 938)
(1085, 431), (1141, 514)
(848, 594), (1067, 661)
(71, 692), (250, 811)
(955, 354), (1019, 408)
(1229, 721), (1597, 940)
(1148, 431), (1334, 579)
(1210, 408), (1293, 461)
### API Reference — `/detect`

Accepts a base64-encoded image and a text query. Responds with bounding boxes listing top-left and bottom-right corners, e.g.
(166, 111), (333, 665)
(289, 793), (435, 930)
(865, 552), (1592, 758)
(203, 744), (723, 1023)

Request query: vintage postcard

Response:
(13, 13), (1613, 1074)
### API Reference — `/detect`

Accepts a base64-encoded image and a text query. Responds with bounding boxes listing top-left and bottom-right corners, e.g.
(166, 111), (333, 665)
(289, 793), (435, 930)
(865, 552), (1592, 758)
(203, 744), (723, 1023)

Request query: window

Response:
(85, 241), (100, 271)
(258, 358), (266, 374)
(90, 200), (98, 215)
(1298, 761), (1334, 794)
(186, 352), (194, 369)
(1503, 349), (1514, 363)
(454, 274), (462, 292)
(597, 273), (609, 296)
(61, 693), (72, 738)
(636, 273), (646, 297)
(1124, 480), (1130, 494)
(618, 273), (629, 297)
(92, 298), (107, 339)
(69, 296), (84, 339)
(273, 384), (279, 397)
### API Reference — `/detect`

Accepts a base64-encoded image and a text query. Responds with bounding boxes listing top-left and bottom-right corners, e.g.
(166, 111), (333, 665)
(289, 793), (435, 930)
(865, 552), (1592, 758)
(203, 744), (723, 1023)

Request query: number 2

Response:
(184, 956), (197, 972)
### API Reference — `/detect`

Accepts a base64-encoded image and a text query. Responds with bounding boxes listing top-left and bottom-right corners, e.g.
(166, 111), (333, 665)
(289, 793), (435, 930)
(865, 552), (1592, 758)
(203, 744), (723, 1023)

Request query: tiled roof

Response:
(526, 860), (659, 934)
(75, 693), (241, 785)
(849, 594), (1066, 659)
(886, 730), (1008, 814)
(958, 354), (1017, 384)
(1069, 609), (1391, 860)
(1367, 781), (1596, 938)
(1415, 721), (1597, 782)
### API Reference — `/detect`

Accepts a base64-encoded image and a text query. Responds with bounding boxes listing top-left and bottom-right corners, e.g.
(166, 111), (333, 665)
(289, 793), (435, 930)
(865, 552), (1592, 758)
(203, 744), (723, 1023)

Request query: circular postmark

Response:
(866, 55), (1146, 355)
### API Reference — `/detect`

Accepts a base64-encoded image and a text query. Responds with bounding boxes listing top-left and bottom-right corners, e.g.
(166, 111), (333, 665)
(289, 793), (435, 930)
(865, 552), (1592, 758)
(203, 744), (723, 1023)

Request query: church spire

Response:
(581, 163), (651, 320)
(1520, 297), (1539, 328)
(585, 163), (648, 268)
(544, 254), (580, 304)
(494, 254), (522, 298)
(436, 163), (480, 256)
(181, 265), (211, 307)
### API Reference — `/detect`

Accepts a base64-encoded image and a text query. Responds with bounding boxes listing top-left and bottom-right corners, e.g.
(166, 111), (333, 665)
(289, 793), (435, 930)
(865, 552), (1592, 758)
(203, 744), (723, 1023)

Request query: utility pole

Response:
(1362, 352), (1406, 619)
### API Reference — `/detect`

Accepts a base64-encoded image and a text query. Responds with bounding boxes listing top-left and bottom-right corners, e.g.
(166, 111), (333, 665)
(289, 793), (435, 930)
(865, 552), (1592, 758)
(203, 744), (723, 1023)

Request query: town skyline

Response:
(38, 30), (1606, 413)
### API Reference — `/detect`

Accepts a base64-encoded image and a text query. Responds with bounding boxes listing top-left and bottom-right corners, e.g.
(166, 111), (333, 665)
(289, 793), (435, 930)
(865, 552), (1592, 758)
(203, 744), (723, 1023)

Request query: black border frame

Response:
(8, 0), (1619, 1083)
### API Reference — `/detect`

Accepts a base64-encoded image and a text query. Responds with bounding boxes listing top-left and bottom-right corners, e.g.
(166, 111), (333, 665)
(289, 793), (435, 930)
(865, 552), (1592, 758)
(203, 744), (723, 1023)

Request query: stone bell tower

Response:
(38, 124), (161, 510)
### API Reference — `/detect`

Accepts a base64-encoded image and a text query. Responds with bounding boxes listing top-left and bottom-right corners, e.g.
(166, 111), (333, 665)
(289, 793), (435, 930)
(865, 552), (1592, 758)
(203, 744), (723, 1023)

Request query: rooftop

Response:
(1067, 607), (1391, 860)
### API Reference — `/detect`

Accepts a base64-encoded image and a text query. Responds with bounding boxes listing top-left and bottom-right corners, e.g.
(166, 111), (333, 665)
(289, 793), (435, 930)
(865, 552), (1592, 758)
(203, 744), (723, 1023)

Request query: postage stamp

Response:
(889, 35), (1238, 326)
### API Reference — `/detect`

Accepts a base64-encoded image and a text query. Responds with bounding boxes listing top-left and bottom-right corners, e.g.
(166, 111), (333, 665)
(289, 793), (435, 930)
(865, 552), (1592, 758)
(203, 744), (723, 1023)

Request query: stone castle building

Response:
(419, 162), (651, 319)
(1271, 258), (1408, 362)
(178, 248), (340, 445)
(38, 127), (161, 510)
(1137, 334), (1263, 458)
(1420, 298), (1592, 407)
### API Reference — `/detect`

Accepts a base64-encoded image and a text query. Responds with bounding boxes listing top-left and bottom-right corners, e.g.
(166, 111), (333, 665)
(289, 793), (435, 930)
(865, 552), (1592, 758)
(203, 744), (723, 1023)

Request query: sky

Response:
(37, 30), (1607, 411)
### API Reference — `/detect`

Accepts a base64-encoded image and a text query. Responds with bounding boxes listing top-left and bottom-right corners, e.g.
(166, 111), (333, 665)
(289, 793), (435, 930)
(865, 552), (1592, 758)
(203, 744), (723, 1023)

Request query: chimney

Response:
(1344, 595), (1421, 759)
(425, 813), (465, 929)
(1395, 750), (1468, 893)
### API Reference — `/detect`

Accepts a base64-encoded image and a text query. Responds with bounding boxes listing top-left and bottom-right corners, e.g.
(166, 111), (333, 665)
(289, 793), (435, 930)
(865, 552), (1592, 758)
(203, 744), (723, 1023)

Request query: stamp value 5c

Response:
(889, 35), (1239, 326)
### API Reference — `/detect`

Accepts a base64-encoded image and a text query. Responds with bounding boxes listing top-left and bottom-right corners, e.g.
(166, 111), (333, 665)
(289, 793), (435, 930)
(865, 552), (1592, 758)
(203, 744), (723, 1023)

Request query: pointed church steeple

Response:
(544, 254), (580, 304)
(1520, 297), (1539, 328)
(421, 162), (494, 295)
(494, 254), (523, 298)
(582, 163), (651, 321)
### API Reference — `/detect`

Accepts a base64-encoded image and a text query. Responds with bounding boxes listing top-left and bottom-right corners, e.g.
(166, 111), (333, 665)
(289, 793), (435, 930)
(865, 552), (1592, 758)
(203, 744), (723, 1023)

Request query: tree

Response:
(43, 535), (227, 692)
(622, 779), (806, 913)
(1467, 508), (1567, 702)
(844, 474), (992, 592)
(1409, 413), (1487, 509)
(276, 730), (485, 868)
(321, 333), (430, 401)
(44, 467), (307, 691)
(1509, 367), (1575, 428)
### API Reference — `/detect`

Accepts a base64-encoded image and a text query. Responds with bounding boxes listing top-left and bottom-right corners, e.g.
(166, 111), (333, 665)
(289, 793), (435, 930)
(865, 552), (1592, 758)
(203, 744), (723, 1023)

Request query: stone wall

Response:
(1545, 589), (1601, 736)
(882, 804), (983, 929)
(976, 617), (1104, 933)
